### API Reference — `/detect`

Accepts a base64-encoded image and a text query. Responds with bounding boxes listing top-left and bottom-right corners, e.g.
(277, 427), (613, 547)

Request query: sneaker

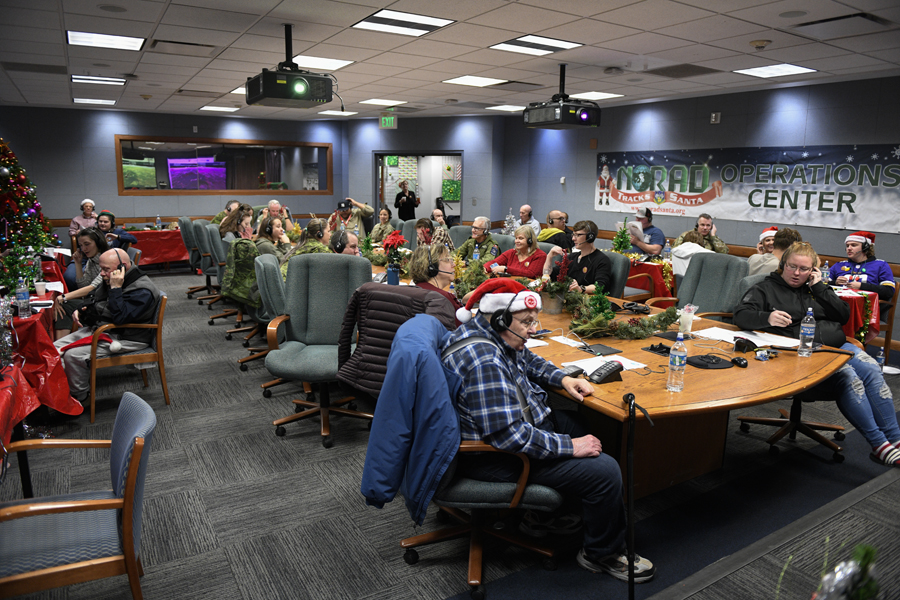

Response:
(577, 548), (656, 583)
(869, 445), (900, 467)
(518, 510), (582, 538)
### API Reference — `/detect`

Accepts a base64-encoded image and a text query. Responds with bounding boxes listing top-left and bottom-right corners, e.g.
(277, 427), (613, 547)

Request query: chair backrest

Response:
(178, 216), (201, 269)
(736, 273), (767, 303)
(147, 292), (167, 352)
(449, 225), (470, 249)
(191, 219), (213, 274)
(389, 217), (404, 231)
(206, 223), (229, 281)
(126, 245), (142, 266)
(283, 253), (372, 345)
(678, 253), (750, 313)
(537, 241), (557, 255)
(255, 254), (285, 320)
(401, 220), (418, 250)
(493, 234), (515, 254)
(109, 392), (157, 557)
(603, 251), (631, 298)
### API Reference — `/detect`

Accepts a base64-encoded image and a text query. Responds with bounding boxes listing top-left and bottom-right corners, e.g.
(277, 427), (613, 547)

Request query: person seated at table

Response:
(327, 197), (375, 238)
(734, 242), (900, 468)
(748, 228), (801, 277)
(628, 207), (665, 256)
(671, 230), (714, 277)
(444, 279), (656, 582)
(211, 200), (240, 225)
(415, 218), (454, 252)
(539, 210), (574, 251)
(544, 220), (611, 294)
(218, 203), (254, 239)
(515, 204), (542, 236)
(329, 229), (360, 256)
(485, 225), (546, 279)
(431, 207), (449, 230)
(258, 199), (294, 232)
(455, 216), (500, 264)
(747, 226), (779, 275)
(370, 208), (394, 243)
(828, 231), (896, 310)
(254, 216), (291, 261)
(409, 243), (465, 325)
(672, 213), (728, 254)
(57, 228), (111, 337)
(68, 199), (97, 237)
(96, 210), (137, 250)
(280, 218), (332, 278)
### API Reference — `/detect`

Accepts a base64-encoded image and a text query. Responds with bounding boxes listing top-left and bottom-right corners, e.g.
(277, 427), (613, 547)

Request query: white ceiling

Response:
(1, 0), (899, 120)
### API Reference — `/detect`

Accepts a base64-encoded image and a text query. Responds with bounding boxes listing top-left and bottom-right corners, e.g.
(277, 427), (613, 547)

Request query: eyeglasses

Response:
(550, 217), (567, 223)
(784, 263), (812, 274)
(471, 226), (485, 232)
(572, 232), (588, 238)
(514, 317), (540, 329)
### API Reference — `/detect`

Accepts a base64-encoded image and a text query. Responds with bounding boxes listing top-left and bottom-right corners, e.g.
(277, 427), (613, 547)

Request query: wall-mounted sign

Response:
(379, 112), (398, 130)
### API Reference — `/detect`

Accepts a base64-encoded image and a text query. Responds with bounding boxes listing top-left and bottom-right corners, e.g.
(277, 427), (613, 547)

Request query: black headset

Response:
(263, 218), (274, 236)
(427, 249), (440, 278)
(860, 239), (871, 253)
(332, 230), (348, 254)
(585, 228), (596, 243)
(490, 291), (520, 334)
(526, 234), (533, 246)
(308, 219), (324, 239)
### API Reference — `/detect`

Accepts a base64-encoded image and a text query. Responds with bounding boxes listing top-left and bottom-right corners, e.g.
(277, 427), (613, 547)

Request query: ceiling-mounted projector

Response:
(245, 69), (333, 108)
(523, 101), (600, 129)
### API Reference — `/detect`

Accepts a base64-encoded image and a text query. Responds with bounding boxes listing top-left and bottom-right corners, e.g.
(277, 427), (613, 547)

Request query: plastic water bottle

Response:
(473, 246), (480, 262)
(666, 332), (687, 392)
(822, 261), (830, 284)
(875, 347), (885, 372)
(798, 307), (815, 357)
(663, 240), (672, 261)
(15, 278), (30, 315)
(156, 214), (162, 229)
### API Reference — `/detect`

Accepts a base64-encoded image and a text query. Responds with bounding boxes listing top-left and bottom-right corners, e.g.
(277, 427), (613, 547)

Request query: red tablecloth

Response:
(131, 229), (189, 266)
(628, 261), (675, 306)
(11, 311), (78, 414)
(0, 365), (40, 446)
(41, 259), (66, 292)
(837, 289), (880, 339)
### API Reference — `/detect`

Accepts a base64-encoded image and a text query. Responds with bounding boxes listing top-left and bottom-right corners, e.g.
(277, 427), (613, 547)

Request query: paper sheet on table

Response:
(45, 281), (65, 293)
(550, 335), (586, 348)
(524, 339), (548, 349)
(561, 354), (646, 372)
(695, 326), (800, 348)
(47, 247), (71, 257)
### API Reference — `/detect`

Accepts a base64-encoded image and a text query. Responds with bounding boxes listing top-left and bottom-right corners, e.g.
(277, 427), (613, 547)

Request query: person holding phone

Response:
(734, 242), (900, 468)
(672, 213), (728, 253)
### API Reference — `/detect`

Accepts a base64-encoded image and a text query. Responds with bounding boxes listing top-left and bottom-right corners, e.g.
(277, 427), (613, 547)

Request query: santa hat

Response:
(456, 278), (541, 324)
(845, 231), (875, 245)
(759, 226), (778, 241)
(81, 198), (94, 208)
(59, 333), (122, 354)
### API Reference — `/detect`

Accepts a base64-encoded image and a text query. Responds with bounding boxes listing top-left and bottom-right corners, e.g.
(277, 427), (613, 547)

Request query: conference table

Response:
(531, 310), (850, 499)
(131, 229), (189, 267)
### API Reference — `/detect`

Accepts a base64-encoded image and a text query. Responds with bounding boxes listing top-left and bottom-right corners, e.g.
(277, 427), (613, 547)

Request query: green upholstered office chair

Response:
(125, 245), (142, 267)
(0, 392), (157, 599)
(401, 219), (418, 250)
(190, 219), (221, 306)
(178, 216), (211, 298)
(537, 241), (558, 256)
(202, 223), (238, 324)
(448, 225), (470, 249)
(266, 253), (373, 447)
(602, 250), (655, 300)
(493, 233), (515, 254)
(647, 252), (749, 320)
(389, 217), (404, 231)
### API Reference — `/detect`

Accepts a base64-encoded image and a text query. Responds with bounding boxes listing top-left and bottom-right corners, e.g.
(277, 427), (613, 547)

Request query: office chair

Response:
(125, 245), (142, 267)
(251, 254), (300, 397)
(647, 252), (749, 320)
(603, 250), (655, 301)
(448, 225), (471, 249)
(177, 216), (210, 298)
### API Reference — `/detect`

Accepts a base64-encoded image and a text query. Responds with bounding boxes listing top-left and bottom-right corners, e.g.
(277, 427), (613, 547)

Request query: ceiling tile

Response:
(62, 0), (166, 22)
(0, 26), (63, 44)
(302, 43), (383, 62)
(598, 0), (715, 31)
(655, 15), (769, 43)
(647, 43), (740, 63)
(728, 0), (857, 28)
(269, 0), (380, 27)
(516, 0), (634, 18)
(64, 14), (155, 37)
(829, 30), (900, 53)
(707, 29), (814, 53)
(756, 43), (852, 64)
(0, 40), (65, 58)
(537, 18), (643, 45)
(161, 5), (261, 33)
(365, 52), (442, 69)
(323, 29), (412, 52)
(152, 24), (240, 47)
(172, 0), (280, 12)
(425, 23), (518, 47)
(4, 8), (60, 30)
(599, 32), (694, 55)
(392, 39), (480, 60)
(140, 53), (210, 68)
(247, 18), (343, 42)
(467, 3), (581, 33)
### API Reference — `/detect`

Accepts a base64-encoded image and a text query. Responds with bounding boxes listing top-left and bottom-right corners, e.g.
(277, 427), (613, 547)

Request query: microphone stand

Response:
(624, 393), (654, 600)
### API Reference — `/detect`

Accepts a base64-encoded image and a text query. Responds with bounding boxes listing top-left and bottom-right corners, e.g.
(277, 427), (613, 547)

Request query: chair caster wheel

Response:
(225, 334), (232, 341)
(834, 431), (845, 441)
(542, 558), (558, 571)
(208, 319), (215, 325)
(294, 404), (303, 413)
(240, 363), (248, 371)
(275, 426), (286, 437)
(435, 509), (451, 524)
(322, 436), (333, 448)
(347, 401), (357, 411)
(187, 294), (193, 299)
(739, 422), (750, 433)
(833, 452), (844, 463)
(768, 445), (780, 456)
(207, 304), (213, 310)
(198, 299), (203, 305)
(403, 548), (419, 565)
(242, 340), (250, 348)
(263, 389), (272, 398)
(470, 585), (485, 600)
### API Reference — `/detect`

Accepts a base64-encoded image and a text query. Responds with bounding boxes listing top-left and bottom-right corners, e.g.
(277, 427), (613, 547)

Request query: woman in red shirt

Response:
(485, 225), (546, 279)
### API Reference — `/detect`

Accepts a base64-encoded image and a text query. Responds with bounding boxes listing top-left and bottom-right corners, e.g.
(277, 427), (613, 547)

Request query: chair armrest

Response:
(267, 314), (290, 350)
(0, 498), (124, 523)
(646, 296), (679, 307)
(626, 272), (654, 294)
(457, 441), (530, 509)
(696, 311), (732, 319)
(845, 336), (864, 350)
(7, 439), (111, 453)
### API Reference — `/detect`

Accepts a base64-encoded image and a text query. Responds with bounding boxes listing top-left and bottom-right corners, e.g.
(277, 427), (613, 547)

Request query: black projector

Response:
(523, 101), (600, 129)
(245, 69), (333, 108)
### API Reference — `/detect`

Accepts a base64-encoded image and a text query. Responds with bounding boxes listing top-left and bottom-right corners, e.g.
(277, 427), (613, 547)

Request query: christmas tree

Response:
(0, 138), (60, 292)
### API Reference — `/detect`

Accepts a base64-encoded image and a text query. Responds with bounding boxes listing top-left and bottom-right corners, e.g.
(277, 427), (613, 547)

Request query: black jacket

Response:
(733, 272), (849, 348)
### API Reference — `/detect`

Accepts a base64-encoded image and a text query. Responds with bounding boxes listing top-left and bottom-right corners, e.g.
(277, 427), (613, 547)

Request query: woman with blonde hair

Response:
(279, 218), (332, 278)
(485, 225), (545, 278)
(410, 243), (464, 325)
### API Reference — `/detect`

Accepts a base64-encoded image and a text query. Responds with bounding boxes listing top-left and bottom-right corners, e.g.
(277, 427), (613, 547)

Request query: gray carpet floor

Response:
(3, 269), (899, 600)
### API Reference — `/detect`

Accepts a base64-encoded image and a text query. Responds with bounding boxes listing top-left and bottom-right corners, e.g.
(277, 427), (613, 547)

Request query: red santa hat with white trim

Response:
(759, 226), (778, 241)
(456, 278), (542, 324)
(845, 231), (875, 245)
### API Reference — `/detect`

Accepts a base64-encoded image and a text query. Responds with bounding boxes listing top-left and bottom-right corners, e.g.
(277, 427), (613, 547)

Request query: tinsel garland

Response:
(856, 293), (872, 342)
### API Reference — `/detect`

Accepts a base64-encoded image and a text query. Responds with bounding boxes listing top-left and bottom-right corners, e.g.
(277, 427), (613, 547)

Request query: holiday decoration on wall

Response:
(0, 138), (60, 292)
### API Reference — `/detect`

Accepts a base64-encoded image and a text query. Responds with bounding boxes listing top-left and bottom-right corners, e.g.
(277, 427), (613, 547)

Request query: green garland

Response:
(454, 257), (490, 298)
(569, 288), (678, 339)
(856, 293), (872, 342)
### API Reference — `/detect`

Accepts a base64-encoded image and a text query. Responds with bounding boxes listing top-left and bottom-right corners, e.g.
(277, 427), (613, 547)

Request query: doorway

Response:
(375, 153), (462, 225)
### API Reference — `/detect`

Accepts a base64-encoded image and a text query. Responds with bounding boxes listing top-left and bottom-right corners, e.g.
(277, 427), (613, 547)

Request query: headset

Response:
(585, 228), (596, 244)
(331, 230), (348, 254)
(525, 233), (533, 246)
(426, 246), (454, 279)
(308, 218), (325, 239)
(490, 291), (519, 334)
(860, 238), (871, 253)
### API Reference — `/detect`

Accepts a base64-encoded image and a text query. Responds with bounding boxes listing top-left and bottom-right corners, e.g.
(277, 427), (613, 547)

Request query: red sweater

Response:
(485, 248), (547, 279)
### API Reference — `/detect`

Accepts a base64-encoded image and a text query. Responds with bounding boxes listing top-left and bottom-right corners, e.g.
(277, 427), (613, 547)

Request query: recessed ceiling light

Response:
(490, 35), (581, 56)
(779, 10), (808, 18)
(292, 55), (353, 71)
(231, 86), (246, 94)
(443, 75), (507, 87)
(352, 9), (453, 37)
(73, 98), (116, 105)
(360, 99), (406, 106)
(485, 105), (526, 112)
(200, 106), (240, 112)
(319, 110), (358, 116)
(570, 91), (624, 100)
(67, 31), (144, 51)
(72, 75), (126, 86)
(97, 4), (127, 12)
(734, 63), (816, 78)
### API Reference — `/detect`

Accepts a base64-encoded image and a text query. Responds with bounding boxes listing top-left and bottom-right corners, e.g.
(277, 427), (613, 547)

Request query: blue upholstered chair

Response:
(389, 217), (404, 231)
(0, 392), (157, 599)
(266, 253), (372, 447)
(178, 216), (211, 297)
(401, 219), (418, 250)
(601, 250), (656, 300)
(493, 233), (515, 254)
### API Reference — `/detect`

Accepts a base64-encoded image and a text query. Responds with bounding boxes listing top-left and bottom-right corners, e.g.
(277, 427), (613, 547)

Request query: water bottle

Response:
(663, 240), (672, 261)
(666, 332), (687, 392)
(473, 246), (480, 262)
(798, 307), (815, 357)
(354, 226), (359, 237)
(822, 261), (830, 284)
(15, 278), (30, 315)
(156, 214), (162, 229)
(875, 347), (885, 372)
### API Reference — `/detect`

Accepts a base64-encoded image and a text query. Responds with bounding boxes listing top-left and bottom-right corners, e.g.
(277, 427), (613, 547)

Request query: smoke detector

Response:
(750, 40), (772, 51)
(604, 67), (624, 75)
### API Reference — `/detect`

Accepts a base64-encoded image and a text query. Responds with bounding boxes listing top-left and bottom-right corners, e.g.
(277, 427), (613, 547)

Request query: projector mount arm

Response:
(272, 23), (344, 110)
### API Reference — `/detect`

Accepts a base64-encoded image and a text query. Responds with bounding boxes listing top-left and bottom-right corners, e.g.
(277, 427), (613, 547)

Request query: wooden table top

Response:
(532, 310), (850, 424)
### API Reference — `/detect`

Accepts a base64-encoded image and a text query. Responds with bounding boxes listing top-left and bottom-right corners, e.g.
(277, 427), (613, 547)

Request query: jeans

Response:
(459, 410), (626, 559)
(814, 343), (900, 449)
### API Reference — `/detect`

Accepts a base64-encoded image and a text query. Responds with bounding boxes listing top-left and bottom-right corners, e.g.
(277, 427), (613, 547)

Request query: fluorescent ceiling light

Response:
(485, 105), (526, 112)
(231, 86), (245, 94)
(73, 98), (116, 105)
(71, 75), (126, 86)
(570, 92), (624, 100)
(200, 106), (239, 112)
(319, 110), (358, 116)
(138, 146), (154, 150)
(491, 35), (581, 56)
(292, 55), (353, 71)
(443, 75), (507, 87)
(734, 63), (816, 78)
(360, 99), (406, 106)
(67, 31), (144, 51)
(353, 9), (453, 37)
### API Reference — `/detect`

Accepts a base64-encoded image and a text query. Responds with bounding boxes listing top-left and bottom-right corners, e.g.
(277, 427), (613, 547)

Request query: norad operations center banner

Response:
(594, 144), (900, 234)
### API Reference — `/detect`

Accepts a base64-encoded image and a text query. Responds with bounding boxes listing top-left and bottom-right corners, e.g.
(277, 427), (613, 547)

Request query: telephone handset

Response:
(587, 361), (624, 384)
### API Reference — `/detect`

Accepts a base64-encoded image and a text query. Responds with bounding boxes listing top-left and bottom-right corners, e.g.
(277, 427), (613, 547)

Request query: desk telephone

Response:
(587, 361), (624, 384)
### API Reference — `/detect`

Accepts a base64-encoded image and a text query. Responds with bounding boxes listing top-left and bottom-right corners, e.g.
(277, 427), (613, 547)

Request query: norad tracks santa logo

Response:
(596, 161), (721, 211)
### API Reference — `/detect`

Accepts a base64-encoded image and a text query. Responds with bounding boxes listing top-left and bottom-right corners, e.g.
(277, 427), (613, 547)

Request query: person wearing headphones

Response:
(68, 198), (97, 236)
(628, 207), (665, 256)
(415, 218), (454, 251)
(211, 200), (240, 225)
(672, 213), (728, 253)
(409, 243), (465, 325)
(329, 229), (360, 256)
(747, 228), (802, 276)
(254, 216), (292, 261)
(370, 207), (394, 242)
(538, 210), (574, 250)
(279, 218), (332, 278)
(455, 216), (500, 264)
(543, 220), (611, 294)
(443, 278), (656, 582)
(515, 204), (541, 236)
(734, 242), (900, 468)
(431, 207), (449, 230)
(96, 210), (137, 249)
(485, 225), (546, 279)
(328, 197), (375, 238)
(828, 231), (895, 306)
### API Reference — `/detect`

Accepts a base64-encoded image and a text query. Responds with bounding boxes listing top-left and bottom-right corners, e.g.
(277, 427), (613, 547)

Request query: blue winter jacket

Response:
(360, 314), (461, 526)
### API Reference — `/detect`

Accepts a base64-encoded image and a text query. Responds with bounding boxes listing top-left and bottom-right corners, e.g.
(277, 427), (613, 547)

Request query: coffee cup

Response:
(34, 281), (47, 295)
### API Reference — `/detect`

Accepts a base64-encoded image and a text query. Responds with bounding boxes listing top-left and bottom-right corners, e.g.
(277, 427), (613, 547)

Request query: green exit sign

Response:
(379, 112), (397, 129)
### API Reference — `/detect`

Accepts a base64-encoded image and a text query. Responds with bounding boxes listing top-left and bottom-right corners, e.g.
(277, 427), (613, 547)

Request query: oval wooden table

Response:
(532, 310), (850, 498)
